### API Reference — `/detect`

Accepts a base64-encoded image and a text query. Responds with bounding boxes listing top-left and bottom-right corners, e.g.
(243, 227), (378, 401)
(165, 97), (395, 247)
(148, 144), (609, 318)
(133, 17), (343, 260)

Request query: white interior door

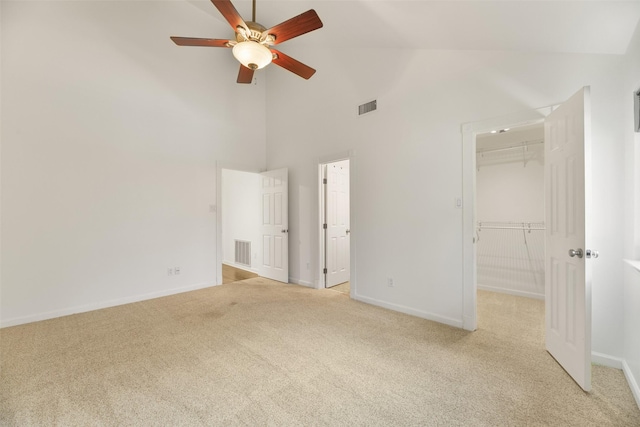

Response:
(259, 168), (288, 283)
(325, 160), (350, 287)
(544, 87), (592, 391)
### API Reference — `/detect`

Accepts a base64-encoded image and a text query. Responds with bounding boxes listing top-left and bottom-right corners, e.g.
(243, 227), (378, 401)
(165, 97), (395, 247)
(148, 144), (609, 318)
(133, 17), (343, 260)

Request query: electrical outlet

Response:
(175, 267), (180, 275)
(168, 268), (173, 276)
(387, 277), (394, 287)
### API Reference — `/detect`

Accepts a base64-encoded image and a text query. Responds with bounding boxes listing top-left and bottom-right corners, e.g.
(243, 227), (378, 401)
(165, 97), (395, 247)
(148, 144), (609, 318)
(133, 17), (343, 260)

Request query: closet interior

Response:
(476, 124), (545, 299)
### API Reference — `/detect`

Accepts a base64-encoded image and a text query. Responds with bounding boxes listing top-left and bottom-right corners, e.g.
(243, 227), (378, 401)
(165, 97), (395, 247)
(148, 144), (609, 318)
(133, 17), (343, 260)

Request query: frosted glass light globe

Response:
(232, 41), (273, 70)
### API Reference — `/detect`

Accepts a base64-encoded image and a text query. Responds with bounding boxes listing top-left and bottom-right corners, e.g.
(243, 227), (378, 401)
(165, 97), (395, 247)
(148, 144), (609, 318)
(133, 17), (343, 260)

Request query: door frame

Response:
(461, 107), (552, 331)
(321, 158), (351, 289)
(317, 150), (356, 294)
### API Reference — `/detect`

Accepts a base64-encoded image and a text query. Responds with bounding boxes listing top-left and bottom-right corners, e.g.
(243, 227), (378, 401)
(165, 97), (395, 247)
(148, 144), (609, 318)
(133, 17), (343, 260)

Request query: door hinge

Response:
(323, 178), (327, 184)
(323, 223), (327, 229)
(323, 268), (327, 274)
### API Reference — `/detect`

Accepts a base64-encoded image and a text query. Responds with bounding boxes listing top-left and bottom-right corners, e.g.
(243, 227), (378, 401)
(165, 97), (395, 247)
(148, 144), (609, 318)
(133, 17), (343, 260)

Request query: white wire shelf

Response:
(477, 221), (545, 231)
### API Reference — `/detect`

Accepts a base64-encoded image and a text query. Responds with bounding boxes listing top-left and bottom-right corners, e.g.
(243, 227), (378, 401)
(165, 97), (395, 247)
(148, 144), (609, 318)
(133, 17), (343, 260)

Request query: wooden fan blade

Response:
(211, 0), (248, 32)
(237, 65), (254, 84)
(265, 9), (323, 45)
(170, 37), (231, 47)
(270, 49), (316, 80)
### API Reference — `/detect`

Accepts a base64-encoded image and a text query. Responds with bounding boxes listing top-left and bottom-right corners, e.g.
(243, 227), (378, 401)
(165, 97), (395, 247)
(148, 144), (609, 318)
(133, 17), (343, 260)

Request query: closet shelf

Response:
(476, 139), (543, 170)
(476, 139), (543, 155)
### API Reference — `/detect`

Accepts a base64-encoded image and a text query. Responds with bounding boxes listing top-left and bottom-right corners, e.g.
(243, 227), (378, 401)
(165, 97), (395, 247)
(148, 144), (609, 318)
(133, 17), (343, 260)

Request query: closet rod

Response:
(477, 221), (545, 231)
(477, 139), (543, 155)
(477, 225), (546, 231)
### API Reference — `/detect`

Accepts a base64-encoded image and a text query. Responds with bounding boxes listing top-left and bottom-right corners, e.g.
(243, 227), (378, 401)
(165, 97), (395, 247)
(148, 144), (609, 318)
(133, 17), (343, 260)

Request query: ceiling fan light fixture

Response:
(171, 1), (322, 83)
(232, 41), (272, 70)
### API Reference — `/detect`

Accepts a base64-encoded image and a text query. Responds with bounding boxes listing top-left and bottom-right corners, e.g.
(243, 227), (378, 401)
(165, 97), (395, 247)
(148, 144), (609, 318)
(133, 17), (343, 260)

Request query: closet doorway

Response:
(464, 88), (593, 391)
(320, 159), (351, 293)
(475, 123), (546, 301)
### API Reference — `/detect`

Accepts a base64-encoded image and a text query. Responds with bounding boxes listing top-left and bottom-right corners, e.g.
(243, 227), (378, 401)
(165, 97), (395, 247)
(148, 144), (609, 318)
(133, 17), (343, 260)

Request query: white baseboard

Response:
(623, 359), (640, 409)
(478, 284), (544, 300)
(288, 277), (314, 288)
(0, 281), (216, 328)
(222, 261), (258, 274)
(463, 314), (477, 332)
(353, 293), (464, 329)
(591, 351), (623, 369)
(591, 352), (640, 409)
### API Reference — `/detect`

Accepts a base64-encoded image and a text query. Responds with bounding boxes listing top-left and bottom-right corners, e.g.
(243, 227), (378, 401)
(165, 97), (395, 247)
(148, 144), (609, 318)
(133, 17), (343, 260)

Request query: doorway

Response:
(462, 87), (594, 391)
(220, 168), (261, 282)
(461, 107), (551, 332)
(473, 123), (547, 360)
(320, 159), (351, 292)
(218, 167), (289, 285)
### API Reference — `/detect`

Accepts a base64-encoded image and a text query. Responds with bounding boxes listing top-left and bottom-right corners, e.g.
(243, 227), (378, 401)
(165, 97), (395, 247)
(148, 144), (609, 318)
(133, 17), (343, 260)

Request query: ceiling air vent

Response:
(358, 100), (377, 116)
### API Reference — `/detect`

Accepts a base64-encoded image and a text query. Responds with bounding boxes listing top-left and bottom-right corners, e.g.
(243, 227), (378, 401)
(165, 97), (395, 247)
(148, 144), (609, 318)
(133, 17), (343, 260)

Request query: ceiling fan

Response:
(171, 0), (323, 84)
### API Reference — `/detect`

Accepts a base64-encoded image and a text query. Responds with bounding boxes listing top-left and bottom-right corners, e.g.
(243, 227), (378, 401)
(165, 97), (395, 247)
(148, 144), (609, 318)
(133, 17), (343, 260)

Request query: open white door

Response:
(324, 160), (350, 287)
(259, 168), (288, 283)
(544, 87), (592, 391)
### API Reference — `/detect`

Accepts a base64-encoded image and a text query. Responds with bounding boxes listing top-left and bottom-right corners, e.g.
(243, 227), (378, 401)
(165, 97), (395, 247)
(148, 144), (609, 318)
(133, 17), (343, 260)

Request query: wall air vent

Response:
(358, 100), (377, 116)
(234, 240), (251, 267)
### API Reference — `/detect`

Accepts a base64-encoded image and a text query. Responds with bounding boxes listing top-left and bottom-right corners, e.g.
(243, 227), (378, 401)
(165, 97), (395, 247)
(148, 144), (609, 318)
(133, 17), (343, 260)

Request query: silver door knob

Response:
(281, 229), (288, 233)
(586, 249), (599, 259)
(568, 248), (583, 258)
(346, 229), (350, 234)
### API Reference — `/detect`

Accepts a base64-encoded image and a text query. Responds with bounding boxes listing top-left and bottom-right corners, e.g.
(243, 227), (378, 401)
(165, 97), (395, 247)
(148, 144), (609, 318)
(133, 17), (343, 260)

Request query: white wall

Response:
(0, 0), (3, 324)
(476, 126), (544, 222)
(477, 159), (544, 221)
(0, 1), (267, 326)
(221, 169), (261, 271)
(265, 46), (627, 353)
(622, 20), (640, 407)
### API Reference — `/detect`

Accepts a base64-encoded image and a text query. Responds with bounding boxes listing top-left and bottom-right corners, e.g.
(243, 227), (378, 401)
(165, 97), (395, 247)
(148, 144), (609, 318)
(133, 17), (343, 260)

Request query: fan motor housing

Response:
(236, 21), (270, 42)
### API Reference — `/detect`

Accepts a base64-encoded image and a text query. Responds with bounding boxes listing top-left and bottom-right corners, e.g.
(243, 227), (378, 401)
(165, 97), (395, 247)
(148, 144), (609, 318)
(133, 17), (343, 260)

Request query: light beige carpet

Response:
(327, 281), (350, 295)
(1, 279), (638, 426)
(222, 264), (258, 284)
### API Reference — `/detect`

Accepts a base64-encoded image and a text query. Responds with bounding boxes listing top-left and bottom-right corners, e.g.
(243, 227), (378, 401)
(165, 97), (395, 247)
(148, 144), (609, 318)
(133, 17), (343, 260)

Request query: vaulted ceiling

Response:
(185, 0), (640, 55)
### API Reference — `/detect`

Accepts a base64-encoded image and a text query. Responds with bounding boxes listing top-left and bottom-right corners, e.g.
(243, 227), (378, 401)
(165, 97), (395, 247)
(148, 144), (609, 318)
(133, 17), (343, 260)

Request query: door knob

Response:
(568, 248), (583, 258)
(346, 229), (350, 234)
(281, 229), (288, 233)
(586, 249), (599, 259)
